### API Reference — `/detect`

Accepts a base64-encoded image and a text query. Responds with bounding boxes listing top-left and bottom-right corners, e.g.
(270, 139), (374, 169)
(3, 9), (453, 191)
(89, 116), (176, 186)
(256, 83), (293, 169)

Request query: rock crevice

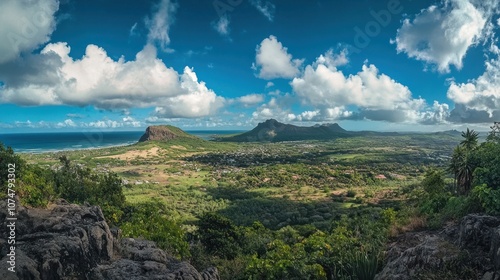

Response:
(0, 200), (219, 280)
(376, 214), (500, 280)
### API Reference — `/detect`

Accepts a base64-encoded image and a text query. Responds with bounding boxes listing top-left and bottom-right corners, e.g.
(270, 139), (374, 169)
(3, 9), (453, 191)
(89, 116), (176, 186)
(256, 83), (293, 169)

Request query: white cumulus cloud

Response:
(447, 47), (500, 122)
(0, 43), (224, 118)
(291, 50), (450, 124)
(0, 0), (59, 63)
(393, 0), (496, 73)
(292, 55), (416, 111)
(236, 94), (265, 107)
(252, 35), (304, 79)
(152, 67), (225, 118)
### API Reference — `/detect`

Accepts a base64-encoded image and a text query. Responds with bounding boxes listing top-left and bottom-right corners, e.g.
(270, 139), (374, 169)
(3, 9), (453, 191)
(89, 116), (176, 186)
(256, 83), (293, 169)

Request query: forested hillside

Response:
(1, 123), (499, 279)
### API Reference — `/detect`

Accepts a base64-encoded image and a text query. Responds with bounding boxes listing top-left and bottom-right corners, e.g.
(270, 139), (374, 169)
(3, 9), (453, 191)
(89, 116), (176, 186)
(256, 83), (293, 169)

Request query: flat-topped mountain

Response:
(220, 119), (351, 142)
(138, 125), (197, 142)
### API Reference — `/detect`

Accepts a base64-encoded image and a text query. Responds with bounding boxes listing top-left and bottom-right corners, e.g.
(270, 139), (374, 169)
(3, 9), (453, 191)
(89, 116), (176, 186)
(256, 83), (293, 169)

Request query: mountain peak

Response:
(221, 120), (350, 142)
(138, 125), (197, 142)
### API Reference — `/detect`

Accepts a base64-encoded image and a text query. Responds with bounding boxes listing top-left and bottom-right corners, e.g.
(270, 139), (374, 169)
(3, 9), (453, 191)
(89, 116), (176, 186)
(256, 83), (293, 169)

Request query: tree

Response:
(0, 143), (25, 190)
(121, 199), (189, 258)
(487, 122), (500, 143)
(18, 164), (55, 207)
(473, 141), (500, 190)
(448, 129), (480, 195)
(422, 169), (446, 196)
(460, 128), (479, 151)
(0, 143), (55, 206)
(453, 146), (476, 195)
(448, 146), (461, 190)
(197, 212), (242, 259)
(53, 157), (126, 223)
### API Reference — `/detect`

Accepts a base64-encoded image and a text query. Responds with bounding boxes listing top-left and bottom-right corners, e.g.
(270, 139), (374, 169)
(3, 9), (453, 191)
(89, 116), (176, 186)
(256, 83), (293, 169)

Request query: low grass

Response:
(24, 133), (459, 231)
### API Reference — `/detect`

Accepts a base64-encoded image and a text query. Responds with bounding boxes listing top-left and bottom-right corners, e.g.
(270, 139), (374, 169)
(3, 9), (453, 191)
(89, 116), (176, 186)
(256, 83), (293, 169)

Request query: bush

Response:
(197, 212), (242, 259)
(53, 157), (126, 224)
(121, 199), (189, 259)
(0, 143), (56, 207)
(421, 169), (446, 196)
(18, 165), (55, 207)
(469, 184), (500, 215)
(439, 196), (469, 221)
(347, 252), (379, 280)
(346, 189), (357, 198)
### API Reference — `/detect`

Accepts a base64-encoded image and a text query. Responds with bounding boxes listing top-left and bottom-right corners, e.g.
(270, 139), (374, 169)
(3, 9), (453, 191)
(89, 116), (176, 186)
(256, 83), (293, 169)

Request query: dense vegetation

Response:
(414, 123), (500, 228)
(2, 123), (499, 279)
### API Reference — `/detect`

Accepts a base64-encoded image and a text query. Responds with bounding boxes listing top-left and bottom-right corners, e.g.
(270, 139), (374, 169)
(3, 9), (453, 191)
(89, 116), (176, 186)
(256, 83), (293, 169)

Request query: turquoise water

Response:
(0, 130), (243, 153)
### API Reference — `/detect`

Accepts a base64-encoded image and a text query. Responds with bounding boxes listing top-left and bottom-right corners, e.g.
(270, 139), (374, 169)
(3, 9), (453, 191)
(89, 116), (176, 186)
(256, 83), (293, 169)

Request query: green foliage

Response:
(421, 169), (446, 196)
(381, 208), (397, 226)
(447, 128), (481, 195)
(486, 122), (500, 143)
(419, 194), (448, 215)
(53, 157), (126, 223)
(460, 128), (479, 151)
(244, 211), (390, 280)
(120, 199), (189, 258)
(346, 189), (357, 198)
(241, 221), (274, 256)
(15, 130), (473, 278)
(439, 196), (469, 221)
(18, 164), (55, 207)
(472, 142), (500, 190)
(469, 185), (500, 215)
(0, 143), (56, 207)
(0, 143), (25, 193)
(346, 252), (379, 280)
(418, 124), (500, 227)
(246, 239), (327, 280)
(449, 145), (476, 194)
(197, 212), (242, 259)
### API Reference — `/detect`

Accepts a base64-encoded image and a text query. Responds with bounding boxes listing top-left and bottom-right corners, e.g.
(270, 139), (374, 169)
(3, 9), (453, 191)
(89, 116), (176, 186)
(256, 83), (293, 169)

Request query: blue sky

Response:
(0, 0), (499, 132)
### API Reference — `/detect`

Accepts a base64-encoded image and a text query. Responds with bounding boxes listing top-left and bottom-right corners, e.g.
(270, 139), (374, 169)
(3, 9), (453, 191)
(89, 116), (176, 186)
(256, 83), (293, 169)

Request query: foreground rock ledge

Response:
(376, 214), (500, 280)
(0, 200), (219, 280)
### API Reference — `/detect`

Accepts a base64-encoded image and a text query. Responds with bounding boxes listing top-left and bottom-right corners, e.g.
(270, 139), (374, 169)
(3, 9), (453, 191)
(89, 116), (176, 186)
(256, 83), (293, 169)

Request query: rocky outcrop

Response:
(376, 214), (500, 280)
(221, 119), (351, 142)
(0, 200), (218, 280)
(139, 126), (194, 142)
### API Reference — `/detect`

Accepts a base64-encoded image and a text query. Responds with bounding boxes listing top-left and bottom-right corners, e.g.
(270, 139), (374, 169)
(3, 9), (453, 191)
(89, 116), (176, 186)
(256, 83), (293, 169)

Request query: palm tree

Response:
(457, 152), (474, 195)
(449, 128), (480, 195)
(460, 128), (479, 151)
(448, 146), (463, 194)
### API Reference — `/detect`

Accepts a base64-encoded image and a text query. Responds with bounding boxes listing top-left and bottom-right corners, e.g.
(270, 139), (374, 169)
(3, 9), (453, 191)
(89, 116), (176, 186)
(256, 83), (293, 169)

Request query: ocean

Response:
(0, 130), (243, 153)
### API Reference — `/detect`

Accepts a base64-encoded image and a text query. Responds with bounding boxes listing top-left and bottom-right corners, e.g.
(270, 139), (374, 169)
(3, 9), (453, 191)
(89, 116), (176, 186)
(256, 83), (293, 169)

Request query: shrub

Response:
(0, 144), (55, 207)
(346, 189), (357, 198)
(18, 165), (55, 207)
(121, 199), (189, 259)
(469, 184), (500, 215)
(197, 212), (242, 259)
(53, 157), (126, 224)
(421, 169), (446, 196)
(347, 252), (379, 280)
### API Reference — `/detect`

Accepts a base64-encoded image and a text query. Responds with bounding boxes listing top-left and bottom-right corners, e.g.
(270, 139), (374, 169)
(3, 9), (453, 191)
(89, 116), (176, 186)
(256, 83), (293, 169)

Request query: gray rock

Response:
(377, 214), (500, 279)
(482, 271), (500, 280)
(0, 201), (219, 280)
(491, 227), (500, 271)
(459, 214), (500, 250)
(375, 234), (460, 280)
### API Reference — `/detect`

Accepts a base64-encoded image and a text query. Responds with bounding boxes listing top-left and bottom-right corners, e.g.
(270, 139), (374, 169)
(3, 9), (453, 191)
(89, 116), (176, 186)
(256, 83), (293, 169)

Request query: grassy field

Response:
(22, 133), (460, 232)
